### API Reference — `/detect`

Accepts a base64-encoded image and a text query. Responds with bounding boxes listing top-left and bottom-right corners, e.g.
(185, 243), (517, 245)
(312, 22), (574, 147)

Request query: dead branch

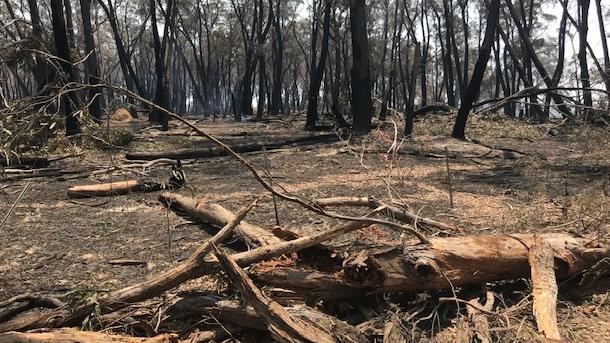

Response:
(67, 180), (165, 198)
(0, 329), (177, 343)
(159, 192), (282, 247)
(313, 196), (459, 232)
(212, 244), (338, 343)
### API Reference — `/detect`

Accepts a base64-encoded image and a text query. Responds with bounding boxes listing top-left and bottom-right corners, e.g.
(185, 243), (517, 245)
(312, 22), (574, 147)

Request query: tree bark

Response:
(452, 0), (499, 139)
(254, 233), (609, 298)
(80, 0), (103, 121)
(349, 0), (373, 135)
(50, 0), (81, 136)
(305, 0), (332, 129)
(577, 0), (593, 119)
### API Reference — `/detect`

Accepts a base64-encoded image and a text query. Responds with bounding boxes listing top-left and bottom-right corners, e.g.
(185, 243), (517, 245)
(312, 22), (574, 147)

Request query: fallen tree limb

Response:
(253, 233), (609, 297)
(314, 196), (459, 232)
(529, 238), (562, 342)
(67, 180), (165, 198)
(0, 329), (177, 343)
(0, 156), (49, 168)
(213, 245), (339, 343)
(171, 294), (364, 341)
(412, 103), (457, 117)
(125, 134), (339, 161)
(159, 192), (282, 247)
(0, 294), (62, 324)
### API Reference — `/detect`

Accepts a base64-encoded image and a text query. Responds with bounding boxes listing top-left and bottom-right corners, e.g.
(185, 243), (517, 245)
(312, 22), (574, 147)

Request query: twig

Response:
(262, 147), (280, 227)
(0, 181), (31, 231)
(445, 147), (454, 209)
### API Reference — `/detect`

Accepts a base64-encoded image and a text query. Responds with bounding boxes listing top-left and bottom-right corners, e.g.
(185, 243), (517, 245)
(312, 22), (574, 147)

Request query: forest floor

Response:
(0, 113), (609, 342)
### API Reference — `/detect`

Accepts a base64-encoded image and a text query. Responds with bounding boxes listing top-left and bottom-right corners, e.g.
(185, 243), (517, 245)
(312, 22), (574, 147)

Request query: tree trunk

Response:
(349, 0), (373, 135)
(50, 0), (81, 136)
(504, 0), (573, 119)
(578, 0), (593, 119)
(452, 0), (499, 139)
(80, 0), (103, 121)
(305, 0), (332, 129)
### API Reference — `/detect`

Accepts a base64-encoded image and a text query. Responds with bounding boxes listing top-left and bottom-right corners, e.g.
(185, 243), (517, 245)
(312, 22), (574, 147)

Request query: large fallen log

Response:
(125, 134), (339, 161)
(253, 233), (609, 297)
(0, 329), (177, 343)
(67, 180), (165, 198)
(159, 192), (282, 247)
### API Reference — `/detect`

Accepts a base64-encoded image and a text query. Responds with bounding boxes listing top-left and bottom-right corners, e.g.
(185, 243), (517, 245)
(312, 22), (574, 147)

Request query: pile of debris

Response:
(1, 112), (608, 343)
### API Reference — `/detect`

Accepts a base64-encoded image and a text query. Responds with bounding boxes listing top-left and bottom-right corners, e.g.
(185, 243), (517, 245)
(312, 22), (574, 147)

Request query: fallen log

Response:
(253, 233), (609, 297)
(125, 134), (339, 161)
(0, 156), (49, 168)
(370, 137), (525, 159)
(0, 329), (177, 343)
(159, 192), (282, 247)
(529, 238), (562, 342)
(67, 180), (164, 198)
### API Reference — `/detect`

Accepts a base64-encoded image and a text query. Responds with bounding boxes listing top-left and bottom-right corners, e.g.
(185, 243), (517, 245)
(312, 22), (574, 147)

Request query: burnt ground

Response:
(0, 114), (609, 342)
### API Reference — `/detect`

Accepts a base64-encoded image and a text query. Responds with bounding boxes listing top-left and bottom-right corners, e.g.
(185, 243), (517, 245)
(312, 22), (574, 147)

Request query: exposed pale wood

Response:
(467, 292), (495, 343)
(159, 192), (282, 247)
(254, 233), (609, 296)
(382, 314), (408, 343)
(213, 245), (337, 343)
(529, 238), (562, 342)
(0, 329), (177, 343)
(67, 180), (163, 198)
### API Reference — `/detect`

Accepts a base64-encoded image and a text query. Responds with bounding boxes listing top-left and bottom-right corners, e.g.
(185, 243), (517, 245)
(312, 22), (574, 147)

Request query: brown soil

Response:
(0, 115), (608, 342)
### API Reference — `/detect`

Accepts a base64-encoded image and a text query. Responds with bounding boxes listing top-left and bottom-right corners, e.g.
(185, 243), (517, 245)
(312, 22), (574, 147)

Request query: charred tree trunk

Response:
(504, 0), (573, 119)
(50, 0), (81, 136)
(270, 0), (284, 116)
(80, 0), (103, 121)
(451, 0), (499, 139)
(150, 0), (174, 130)
(594, 0), (610, 97)
(349, 0), (373, 135)
(578, 0), (593, 119)
(97, 0), (144, 97)
(305, 0), (332, 129)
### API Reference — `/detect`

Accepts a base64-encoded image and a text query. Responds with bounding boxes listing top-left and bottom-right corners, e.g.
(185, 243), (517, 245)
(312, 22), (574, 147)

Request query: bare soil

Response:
(1, 115), (609, 342)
